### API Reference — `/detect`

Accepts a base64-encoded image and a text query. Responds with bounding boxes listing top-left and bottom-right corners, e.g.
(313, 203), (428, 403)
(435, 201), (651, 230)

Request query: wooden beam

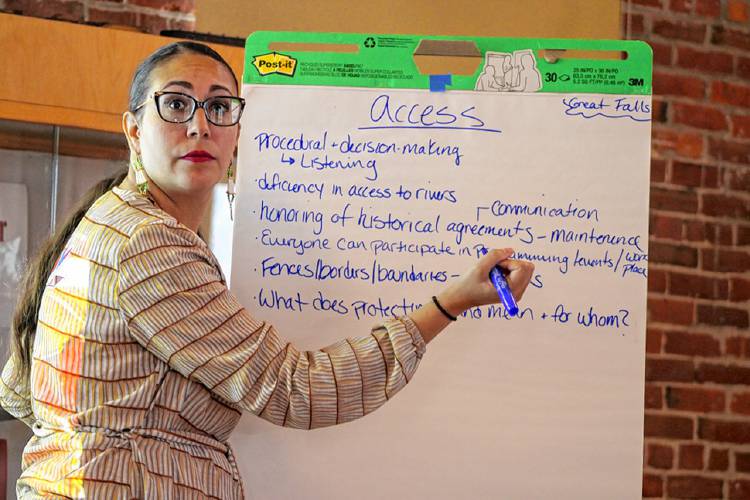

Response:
(0, 13), (245, 133)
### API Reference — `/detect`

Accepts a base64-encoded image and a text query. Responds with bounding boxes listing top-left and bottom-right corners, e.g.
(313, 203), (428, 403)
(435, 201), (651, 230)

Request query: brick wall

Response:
(624, 0), (750, 498)
(0, 0), (195, 34)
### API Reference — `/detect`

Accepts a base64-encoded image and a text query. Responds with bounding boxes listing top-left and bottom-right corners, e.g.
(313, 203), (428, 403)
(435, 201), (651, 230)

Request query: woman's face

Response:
(130, 52), (240, 198)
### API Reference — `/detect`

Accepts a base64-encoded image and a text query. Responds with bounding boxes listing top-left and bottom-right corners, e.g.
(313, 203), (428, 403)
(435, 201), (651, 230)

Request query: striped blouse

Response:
(0, 187), (426, 499)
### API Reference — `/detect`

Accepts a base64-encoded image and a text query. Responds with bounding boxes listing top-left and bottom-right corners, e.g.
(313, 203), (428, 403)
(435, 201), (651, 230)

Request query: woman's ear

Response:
(122, 111), (141, 155)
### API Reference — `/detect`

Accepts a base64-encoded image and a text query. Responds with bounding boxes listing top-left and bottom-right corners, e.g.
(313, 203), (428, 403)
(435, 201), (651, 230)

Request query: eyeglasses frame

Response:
(135, 90), (246, 127)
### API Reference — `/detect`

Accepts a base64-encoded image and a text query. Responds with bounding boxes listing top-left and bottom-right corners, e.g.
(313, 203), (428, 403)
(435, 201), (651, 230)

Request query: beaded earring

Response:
(132, 155), (149, 195)
(226, 160), (236, 221)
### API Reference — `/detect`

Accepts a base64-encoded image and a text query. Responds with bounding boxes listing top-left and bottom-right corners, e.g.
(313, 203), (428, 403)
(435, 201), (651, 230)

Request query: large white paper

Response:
(229, 86), (651, 499)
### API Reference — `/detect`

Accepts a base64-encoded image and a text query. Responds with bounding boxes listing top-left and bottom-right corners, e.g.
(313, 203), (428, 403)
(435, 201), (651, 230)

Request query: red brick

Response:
(732, 114), (750, 139)
(652, 128), (704, 158)
(137, 12), (169, 34)
(671, 161), (703, 187)
(651, 158), (667, 182)
(726, 168), (750, 191)
(642, 474), (664, 498)
(676, 46), (734, 75)
(645, 384), (663, 409)
(649, 443), (674, 468)
(685, 221), (732, 245)
(700, 418), (750, 443)
(671, 160), (702, 186)
(728, 0), (750, 22)
(697, 304), (749, 328)
(699, 249), (718, 271)
(729, 337), (750, 358)
(738, 56), (750, 79)
(649, 268), (668, 293)
(667, 475), (722, 497)
(684, 220), (706, 242)
(702, 249), (750, 273)
(649, 297), (695, 326)
(673, 103), (728, 131)
(669, 273), (728, 300)
(650, 41), (673, 66)
(698, 363), (750, 384)
(696, 0), (721, 17)
(731, 392), (750, 415)
(87, 7), (137, 25)
(712, 26), (750, 51)
(738, 226), (750, 245)
(712, 81), (750, 109)
(654, 72), (706, 98)
(702, 193), (750, 219)
(669, 0), (692, 12)
(731, 480), (750, 499)
(737, 451), (750, 472)
(647, 328), (664, 354)
(633, 0), (664, 7)
(707, 222), (733, 245)
(709, 138), (750, 164)
(631, 13), (648, 37)
(11, 0), (85, 21)
(730, 278), (750, 302)
(644, 474), (663, 497)
(669, 272), (728, 298)
(664, 330), (722, 355)
(653, 19), (707, 42)
(703, 165), (720, 188)
(129, 0), (194, 12)
(708, 448), (729, 470)
(678, 444), (704, 470)
(645, 413), (694, 439)
(724, 337), (745, 358)
(650, 187), (699, 213)
(718, 249), (750, 273)
(650, 242), (698, 267)
(666, 386), (725, 412)
(725, 336), (747, 357)
(718, 279), (730, 299)
(650, 214), (682, 239)
(646, 357), (695, 382)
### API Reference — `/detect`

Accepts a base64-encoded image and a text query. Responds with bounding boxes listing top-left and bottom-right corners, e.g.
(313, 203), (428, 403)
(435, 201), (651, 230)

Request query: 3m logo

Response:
(252, 52), (297, 77)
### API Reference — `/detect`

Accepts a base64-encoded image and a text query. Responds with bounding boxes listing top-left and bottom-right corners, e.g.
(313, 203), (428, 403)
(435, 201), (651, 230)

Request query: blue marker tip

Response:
(481, 247), (519, 317)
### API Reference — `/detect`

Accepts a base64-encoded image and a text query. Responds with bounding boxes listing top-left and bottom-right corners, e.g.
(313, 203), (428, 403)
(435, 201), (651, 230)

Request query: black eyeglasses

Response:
(135, 91), (246, 126)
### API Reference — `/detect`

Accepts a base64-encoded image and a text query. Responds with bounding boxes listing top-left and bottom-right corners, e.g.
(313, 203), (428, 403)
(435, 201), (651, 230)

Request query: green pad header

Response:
(244, 31), (652, 95)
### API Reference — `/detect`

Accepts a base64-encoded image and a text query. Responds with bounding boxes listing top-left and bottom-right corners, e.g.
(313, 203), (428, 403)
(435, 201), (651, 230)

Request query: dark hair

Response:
(129, 41), (239, 116)
(7, 41), (237, 391)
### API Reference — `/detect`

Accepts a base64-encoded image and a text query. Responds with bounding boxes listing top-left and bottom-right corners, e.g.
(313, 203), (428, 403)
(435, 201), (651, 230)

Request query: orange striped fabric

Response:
(1, 187), (426, 499)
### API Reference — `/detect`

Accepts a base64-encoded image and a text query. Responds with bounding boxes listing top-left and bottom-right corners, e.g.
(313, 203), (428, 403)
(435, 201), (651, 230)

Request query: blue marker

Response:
(480, 247), (519, 316)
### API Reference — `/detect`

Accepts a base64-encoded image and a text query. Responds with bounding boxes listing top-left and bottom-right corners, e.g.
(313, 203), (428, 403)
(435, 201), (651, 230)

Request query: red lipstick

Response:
(181, 150), (215, 162)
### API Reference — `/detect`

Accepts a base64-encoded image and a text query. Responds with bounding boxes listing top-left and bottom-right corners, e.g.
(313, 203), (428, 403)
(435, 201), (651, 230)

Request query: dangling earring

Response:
(226, 160), (236, 221)
(132, 155), (149, 195)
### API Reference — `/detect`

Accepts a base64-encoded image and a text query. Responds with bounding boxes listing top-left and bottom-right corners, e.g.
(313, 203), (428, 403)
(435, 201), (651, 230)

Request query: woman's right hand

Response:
(436, 248), (535, 317)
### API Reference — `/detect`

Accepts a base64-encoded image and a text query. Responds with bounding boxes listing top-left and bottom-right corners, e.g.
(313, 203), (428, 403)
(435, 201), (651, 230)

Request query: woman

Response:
(1, 42), (534, 499)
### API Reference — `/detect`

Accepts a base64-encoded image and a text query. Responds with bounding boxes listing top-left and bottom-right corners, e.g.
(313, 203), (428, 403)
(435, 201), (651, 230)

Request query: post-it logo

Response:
(253, 52), (297, 77)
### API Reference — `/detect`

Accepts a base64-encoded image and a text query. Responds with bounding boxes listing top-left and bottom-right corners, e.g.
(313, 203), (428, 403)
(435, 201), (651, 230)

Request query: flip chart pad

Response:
(229, 33), (652, 499)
